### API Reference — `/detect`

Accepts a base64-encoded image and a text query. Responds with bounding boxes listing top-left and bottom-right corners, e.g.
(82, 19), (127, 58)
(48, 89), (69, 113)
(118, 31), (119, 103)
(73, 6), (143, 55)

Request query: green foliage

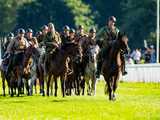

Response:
(17, 0), (75, 31)
(0, 0), (32, 35)
(120, 0), (157, 48)
(0, 0), (158, 49)
(64, 0), (96, 31)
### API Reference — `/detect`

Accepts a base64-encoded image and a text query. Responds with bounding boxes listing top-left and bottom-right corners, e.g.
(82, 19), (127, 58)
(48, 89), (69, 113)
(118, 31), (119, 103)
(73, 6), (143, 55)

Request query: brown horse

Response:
(42, 42), (81, 97)
(9, 46), (40, 97)
(102, 32), (129, 101)
(23, 46), (40, 96)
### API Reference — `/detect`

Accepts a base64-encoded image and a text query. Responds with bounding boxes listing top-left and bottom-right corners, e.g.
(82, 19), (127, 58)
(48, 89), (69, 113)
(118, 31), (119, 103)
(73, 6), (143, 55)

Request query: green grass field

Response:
(0, 80), (160, 120)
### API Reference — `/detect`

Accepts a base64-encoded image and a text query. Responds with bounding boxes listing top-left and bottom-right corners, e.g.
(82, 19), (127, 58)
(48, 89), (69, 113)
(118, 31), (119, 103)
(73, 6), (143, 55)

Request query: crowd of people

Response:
(1, 16), (128, 77)
(0, 16), (130, 97)
(127, 46), (156, 64)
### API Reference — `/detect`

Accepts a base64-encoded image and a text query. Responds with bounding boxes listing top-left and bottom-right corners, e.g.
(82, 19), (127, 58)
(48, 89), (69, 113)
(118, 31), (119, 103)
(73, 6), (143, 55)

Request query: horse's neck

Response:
(53, 50), (69, 65)
(109, 42), (122, 67)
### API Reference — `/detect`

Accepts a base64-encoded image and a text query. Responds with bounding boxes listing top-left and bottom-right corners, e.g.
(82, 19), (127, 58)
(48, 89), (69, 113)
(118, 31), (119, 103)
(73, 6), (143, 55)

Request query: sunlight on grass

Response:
(0, 79), (160, 120)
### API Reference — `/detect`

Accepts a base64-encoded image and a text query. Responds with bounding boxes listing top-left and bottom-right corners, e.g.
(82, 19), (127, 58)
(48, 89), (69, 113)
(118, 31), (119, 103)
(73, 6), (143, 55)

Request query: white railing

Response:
(122, 64), (160, 82)
(100, 64), (160, 83)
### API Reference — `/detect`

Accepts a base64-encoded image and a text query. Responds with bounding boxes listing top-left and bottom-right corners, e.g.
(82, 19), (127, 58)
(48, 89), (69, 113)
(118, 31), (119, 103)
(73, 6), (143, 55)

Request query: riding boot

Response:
(122, 63), (127, 76)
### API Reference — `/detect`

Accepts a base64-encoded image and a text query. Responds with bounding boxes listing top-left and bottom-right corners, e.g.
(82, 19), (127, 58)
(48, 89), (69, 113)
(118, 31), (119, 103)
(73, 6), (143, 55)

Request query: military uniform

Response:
(60, 33), (70, 45)
(96, 26), (119, 77)
(43, 31), (61, 53)
(7, 36), (28, 73)
(80, 35), (96, 75)
(43, 30), (61, 75)
(75, 33), (88, 45)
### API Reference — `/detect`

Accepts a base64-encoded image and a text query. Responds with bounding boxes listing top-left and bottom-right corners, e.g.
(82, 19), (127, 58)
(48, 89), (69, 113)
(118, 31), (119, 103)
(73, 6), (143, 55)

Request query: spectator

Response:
(144, 47), (151, 63)
(126, 55), (134, 64)
(150, 45), (156, 63)
(130, 48), (141, 64)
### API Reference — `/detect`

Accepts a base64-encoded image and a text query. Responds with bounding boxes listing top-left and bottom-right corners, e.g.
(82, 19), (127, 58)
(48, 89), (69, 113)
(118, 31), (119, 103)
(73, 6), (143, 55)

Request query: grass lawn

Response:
(0, 80), (160, 120)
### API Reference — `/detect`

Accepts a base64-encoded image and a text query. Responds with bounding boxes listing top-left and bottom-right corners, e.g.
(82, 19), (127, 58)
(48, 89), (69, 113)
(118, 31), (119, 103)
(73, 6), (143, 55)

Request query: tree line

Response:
(0, 0), (158, 48)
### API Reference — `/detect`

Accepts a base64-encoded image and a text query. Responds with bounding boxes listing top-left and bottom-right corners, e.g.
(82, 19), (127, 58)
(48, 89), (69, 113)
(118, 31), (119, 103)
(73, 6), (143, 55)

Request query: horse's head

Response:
(117, 32), (129, 55)
(24, 46), (40, 67)
(61, 42), (82, 59)
(87, 45), (99, 63)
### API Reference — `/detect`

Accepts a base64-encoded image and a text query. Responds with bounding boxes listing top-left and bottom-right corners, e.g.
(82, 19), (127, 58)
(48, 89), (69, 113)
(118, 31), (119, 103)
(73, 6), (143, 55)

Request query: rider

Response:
(68, 28), (76, 43)
(43, 22), (61, 75)
(81, 27), (97, 75)
(75, 25), (88, 44)
(37, 25), (48, 44)
(26, 28), (33, 42)
(7, 28), (28, 74)
(61, 25), (70, 45)
(96, 16), (127, 78)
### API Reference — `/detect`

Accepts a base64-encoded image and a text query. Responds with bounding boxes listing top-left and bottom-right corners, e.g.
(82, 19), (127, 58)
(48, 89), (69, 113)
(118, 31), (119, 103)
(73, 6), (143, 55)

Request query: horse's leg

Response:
(25, 78), (30, 96)
(81, 77), (85, 96)
(60, 75), (66, 97)
(10, 77), (14, 97)
(54, 77), (58, 97)
(6, 74), (11, 95)
(112, 71), (120, 101)
(84, 76), (90, 96)
(46, 75), (51, 96)
(50, 77), (54, 96)
(1, 71), (6, 96)
(104, 75), (112, 100)
(92, 73), (97, 96)
(16, 68), (21, 97)
(30, 75), (36, 96)
(34, 78), (37, 94)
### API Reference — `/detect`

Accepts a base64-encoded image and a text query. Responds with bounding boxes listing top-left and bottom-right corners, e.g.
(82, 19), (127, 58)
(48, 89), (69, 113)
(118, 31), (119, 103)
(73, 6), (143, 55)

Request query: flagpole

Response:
(157, 0), (159, 63)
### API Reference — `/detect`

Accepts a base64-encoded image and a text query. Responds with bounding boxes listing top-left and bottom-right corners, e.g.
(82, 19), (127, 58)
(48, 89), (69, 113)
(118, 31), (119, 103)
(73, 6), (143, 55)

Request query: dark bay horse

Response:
(43, 42), (81, 97)
(102, 32), (129, 101)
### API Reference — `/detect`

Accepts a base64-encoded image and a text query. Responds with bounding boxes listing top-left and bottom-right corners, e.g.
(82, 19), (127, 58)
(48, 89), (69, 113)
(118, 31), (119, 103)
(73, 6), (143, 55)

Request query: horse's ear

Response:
(118, 32), (126, 40)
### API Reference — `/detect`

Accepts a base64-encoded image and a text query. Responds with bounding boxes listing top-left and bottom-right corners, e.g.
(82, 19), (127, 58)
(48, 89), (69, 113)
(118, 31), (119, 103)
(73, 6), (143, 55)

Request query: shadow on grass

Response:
(11, 100), (27, 103)
(50, 99), (68, 103)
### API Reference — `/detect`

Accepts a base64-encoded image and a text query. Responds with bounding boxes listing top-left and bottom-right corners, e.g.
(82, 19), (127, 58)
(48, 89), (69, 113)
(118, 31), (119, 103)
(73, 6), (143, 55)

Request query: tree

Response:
(16, 0), (95, 32)
(64, 0), (95, 31)
(120, 0), (157, 48)
(16, 0), (75, 32)
(0, 0), (32, 35)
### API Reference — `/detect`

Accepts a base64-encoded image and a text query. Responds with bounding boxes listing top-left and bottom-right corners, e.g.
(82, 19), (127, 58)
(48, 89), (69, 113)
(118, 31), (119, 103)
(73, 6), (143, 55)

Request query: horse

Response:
(65, 52), (82, 96)
(84, 44), (99, 96)
(22, 45), (40, 96)
(44, 42), (81, 97)
(102, 32), (129, 101)
(9, 45), (39, 97)
(0, 56), (11, 96)
(36, 46), (45, 95)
